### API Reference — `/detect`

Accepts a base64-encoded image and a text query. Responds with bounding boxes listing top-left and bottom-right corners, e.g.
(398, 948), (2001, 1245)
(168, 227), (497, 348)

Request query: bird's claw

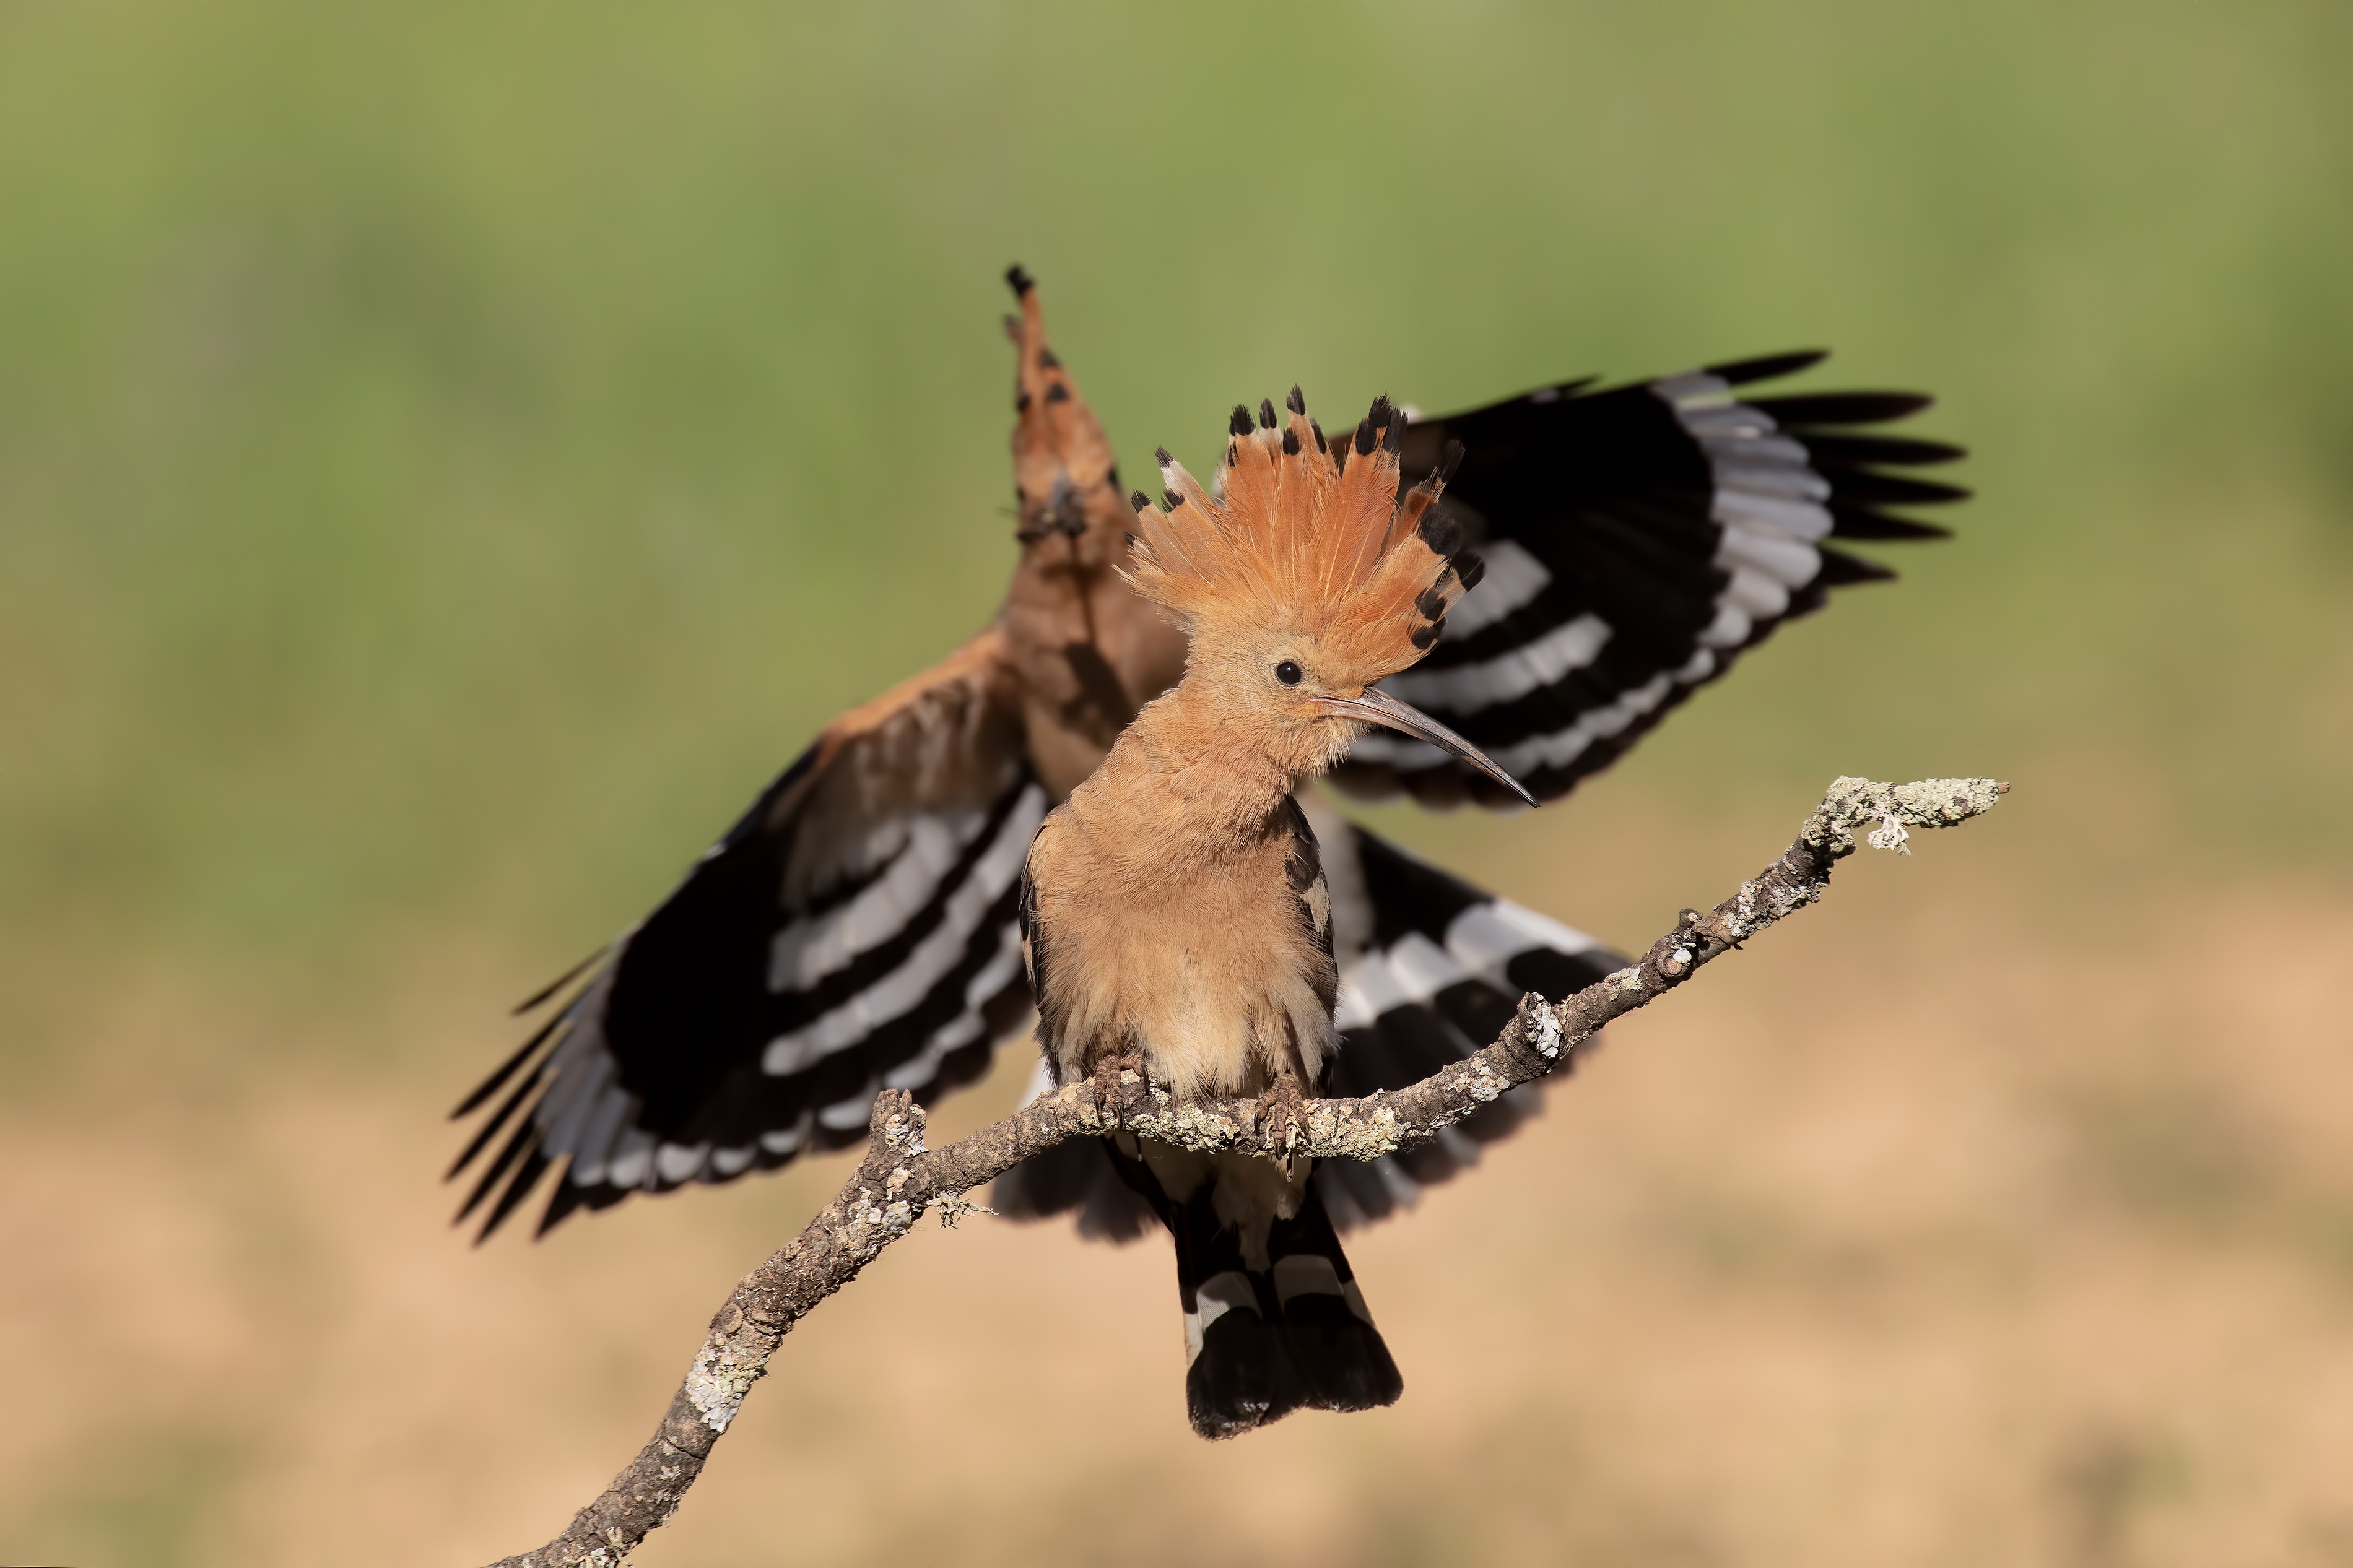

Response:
(1256, 1074), (1310, 1157)
(1089, 1052), (1149, 1130)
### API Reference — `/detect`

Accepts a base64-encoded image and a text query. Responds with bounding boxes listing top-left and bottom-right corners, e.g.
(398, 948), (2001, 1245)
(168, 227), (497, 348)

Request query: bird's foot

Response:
(1088, 1052), (1150, 1130)
(1255, 1072), (1311, 1159)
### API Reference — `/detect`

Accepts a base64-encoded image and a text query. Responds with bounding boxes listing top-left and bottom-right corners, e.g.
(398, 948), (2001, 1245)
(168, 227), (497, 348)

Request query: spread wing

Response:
(1331, 352), (1968, 807)
(446, 626), (1046, 1241)
(1305, 804), (1622, 1231)
(990, 799), (1623, 1241)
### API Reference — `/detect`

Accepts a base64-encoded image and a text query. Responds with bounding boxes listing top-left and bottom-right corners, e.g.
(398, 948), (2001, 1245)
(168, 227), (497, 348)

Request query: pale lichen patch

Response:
(685, 1334), (762, 1435)
(1528, 1007), (1564, 1060)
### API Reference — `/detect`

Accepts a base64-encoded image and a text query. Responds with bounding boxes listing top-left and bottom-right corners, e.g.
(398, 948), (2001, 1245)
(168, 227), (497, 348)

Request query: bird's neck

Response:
(1068, 682), (1307, 863)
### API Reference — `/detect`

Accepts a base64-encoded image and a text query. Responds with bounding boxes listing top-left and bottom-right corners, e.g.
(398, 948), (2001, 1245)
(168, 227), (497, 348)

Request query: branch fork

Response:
(487, 775), (2004, 1567)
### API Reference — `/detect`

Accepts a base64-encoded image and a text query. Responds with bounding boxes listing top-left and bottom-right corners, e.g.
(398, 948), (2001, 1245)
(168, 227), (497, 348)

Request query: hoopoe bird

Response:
(1024, 389), (1529, 1436)
(449, 267), (1966, 1245)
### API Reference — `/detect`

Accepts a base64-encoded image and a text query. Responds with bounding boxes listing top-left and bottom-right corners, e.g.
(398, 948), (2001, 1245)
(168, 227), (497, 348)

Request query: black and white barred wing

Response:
(1303, 803), (1621, 1231)
(447, 627), (1045, 1241)
(990, 799), (1622, 1241)
(1333, 353), (1967, 808)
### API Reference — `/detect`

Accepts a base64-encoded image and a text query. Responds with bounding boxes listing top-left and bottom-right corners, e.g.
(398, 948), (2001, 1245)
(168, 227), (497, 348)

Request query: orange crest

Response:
(1124, 392), (1483, 685)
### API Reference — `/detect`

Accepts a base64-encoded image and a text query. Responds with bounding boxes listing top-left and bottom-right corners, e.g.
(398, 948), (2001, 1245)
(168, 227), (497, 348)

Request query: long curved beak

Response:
(1313, 687), (1537, 807)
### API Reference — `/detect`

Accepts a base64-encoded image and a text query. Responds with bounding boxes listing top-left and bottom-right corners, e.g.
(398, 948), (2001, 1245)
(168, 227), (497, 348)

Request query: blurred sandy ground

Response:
(7, 778), (2352, 1568)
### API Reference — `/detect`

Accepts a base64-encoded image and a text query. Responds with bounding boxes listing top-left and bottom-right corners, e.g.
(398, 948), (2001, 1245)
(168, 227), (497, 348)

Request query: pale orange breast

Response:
(1033, 813), (1333, 1102)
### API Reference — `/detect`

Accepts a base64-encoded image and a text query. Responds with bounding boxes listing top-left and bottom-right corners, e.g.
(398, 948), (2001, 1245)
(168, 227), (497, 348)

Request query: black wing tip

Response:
(1005, 263), (1035, 298)
(1705, 349), (1829, 386)
(1814, 545), (1903, 586)
(510, 948), (605, 1016)
(1752, 390), (1936, 426)
(1825, 471), (1973, 508)
(446, 1062), (547, 1180)
(454, 1109), (543, 1229)
(448, 1076), (506, 1124)
(1829, 510), (1956, 542)
(1802, 433), (1970, 469)
(450, 1011), (568, 1121)
(472, 1146), (555, 1245)
(534, 1174), (591, 1239)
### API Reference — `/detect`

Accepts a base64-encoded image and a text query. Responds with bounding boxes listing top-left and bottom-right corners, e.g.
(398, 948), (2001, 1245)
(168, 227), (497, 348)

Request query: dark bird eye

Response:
(1274, 661), (1303, 686)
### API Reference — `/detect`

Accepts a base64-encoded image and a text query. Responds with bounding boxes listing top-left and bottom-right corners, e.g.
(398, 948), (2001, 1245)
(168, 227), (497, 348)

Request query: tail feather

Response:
(1185, 1267), (1311, 1440)
(1261, 1201), (1401, 1416)
(1116, 1142), (1402, 1439)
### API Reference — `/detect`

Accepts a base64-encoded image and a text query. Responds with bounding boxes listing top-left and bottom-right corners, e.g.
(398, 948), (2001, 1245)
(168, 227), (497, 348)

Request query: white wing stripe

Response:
(1723, 564), (1793, 619)
(1697, 602), (1755, 649)
(1443, 901), (1602, 976)
(1715, 491), (1835, 545)
(604, 1127), (655, 1189)
(654, 1141), (708, 1184)
(1715, 524), (1819, 584)
(1442, 539), (1553, 636)
(1708, 462), (1832, 503)
(760, 784), (1046, 1077)
(882, 928), (1024, 1091)
(1382, 931), (1475, 997)
(767, 807), (989, 994)
(564, 1086), (634, 1185)
(1673, 401), (1775, 436)
(1336, 943), (1416, 1026)
(1352, 662), (1682, 778)
(758, 1111), (812, 1159)
(1380, 612), (1609, 715)
(1700, 432), (1811, 466)
(1336, 931), (1477, 1028)
(1648, 370), (1730, 402)
(1656, 377), (1833, 711)
(819, 1086), (879, 1130)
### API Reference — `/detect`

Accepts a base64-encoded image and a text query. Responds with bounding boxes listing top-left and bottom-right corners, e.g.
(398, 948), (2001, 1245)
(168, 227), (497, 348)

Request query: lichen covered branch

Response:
(486, 776), (2003, 1568)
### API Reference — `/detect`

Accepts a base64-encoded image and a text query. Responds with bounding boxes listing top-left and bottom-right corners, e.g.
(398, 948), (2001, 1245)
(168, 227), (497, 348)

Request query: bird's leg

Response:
(1087, 1049), (1151, 1131)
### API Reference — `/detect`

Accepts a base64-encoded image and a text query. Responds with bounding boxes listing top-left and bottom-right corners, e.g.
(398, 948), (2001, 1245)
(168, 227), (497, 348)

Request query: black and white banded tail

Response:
(1104, 1141), (1403, 1440)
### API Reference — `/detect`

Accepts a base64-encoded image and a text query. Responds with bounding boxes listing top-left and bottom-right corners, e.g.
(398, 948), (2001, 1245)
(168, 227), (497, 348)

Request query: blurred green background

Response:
(2, 4), (2349, 1566)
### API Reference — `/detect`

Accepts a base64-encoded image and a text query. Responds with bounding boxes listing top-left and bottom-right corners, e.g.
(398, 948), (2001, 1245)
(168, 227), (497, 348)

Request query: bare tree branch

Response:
(485, 776), (2004, 1568)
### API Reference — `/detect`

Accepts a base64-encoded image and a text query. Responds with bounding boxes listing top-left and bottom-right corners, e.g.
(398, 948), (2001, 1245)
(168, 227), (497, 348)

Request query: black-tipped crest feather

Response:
(1416, 511), (1463, 557)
